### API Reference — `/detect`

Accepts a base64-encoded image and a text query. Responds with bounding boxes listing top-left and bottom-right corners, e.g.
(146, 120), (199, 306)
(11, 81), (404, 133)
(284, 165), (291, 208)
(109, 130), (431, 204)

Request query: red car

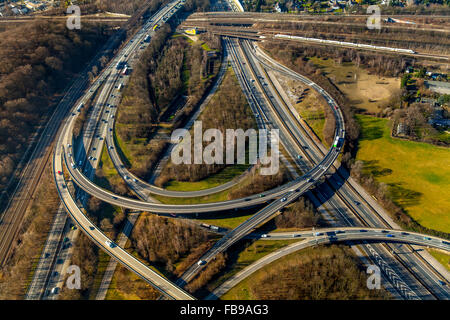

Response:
(57, 171), (63, 175)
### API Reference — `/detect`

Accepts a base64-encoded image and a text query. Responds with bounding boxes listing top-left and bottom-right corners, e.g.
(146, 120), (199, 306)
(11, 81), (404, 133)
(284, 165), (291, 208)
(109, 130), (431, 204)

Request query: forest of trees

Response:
(116, 25), (220, 179)
(0, 164), (60, 299)
(130, 213), (215, 274)
(59, 233), (99, 300)
(273, 196), (320, 229)
(227, 164), (288, 199)
(0, 20), (109, 193)
(246, 245), (389, 300)
(157, 70), (257, 184)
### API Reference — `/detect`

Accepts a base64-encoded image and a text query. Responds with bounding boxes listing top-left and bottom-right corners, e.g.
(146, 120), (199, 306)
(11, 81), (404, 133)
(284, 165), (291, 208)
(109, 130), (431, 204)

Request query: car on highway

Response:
(109, 146), (114, 150)
(307, 178), (314, 183)
(57, 171), (62, 175)
(78, 160), (83, 166)
(261, 234), (268, 238)
(280, 197), (287, 202)
(105, 240), (116, 248)
(197, 260), (206, 266)
(133, 178), (138, 183)
(51, 287), (59, 295)
(386, 234), (394, 238)
(124, 175), (129, 180)
(89, 226), (95, 230)
(423, 236), (432, 241)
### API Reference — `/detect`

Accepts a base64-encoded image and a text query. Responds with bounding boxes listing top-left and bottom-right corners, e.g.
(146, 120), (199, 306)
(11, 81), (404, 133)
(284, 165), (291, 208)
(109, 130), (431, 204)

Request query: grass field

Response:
(95, 144), (124, 195)
(153, 188), (230, 205)
(356, 114), (450, 233)
(90, 251), (111, 299)
(276, 73), (328, 144)
(164, 164), (249, 192)
(427, 249), (450, 272)
(195, 211), (257, 230)
(311, 57), (400, 114)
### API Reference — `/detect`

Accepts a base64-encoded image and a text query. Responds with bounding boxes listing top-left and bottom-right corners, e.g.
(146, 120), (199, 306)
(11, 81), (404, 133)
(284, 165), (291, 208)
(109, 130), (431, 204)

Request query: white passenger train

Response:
(274, 34), (416, 54)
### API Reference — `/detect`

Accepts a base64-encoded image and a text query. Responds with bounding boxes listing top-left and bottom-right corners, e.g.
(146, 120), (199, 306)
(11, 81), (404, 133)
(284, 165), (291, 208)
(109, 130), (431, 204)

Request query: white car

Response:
(197, 260), (206, 266)
(105, 240), (115, 248)
(261, 234), (268, 238)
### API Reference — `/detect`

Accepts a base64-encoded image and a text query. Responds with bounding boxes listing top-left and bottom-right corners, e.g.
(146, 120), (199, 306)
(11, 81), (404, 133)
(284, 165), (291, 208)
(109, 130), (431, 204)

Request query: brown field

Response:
(311, 57), (401, 114)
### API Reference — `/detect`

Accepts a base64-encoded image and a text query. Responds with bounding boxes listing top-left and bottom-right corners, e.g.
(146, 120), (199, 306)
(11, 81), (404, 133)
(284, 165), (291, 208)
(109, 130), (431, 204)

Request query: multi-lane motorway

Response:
(52, 0), (196, 300)
(206, 226), (450, 300)
(46, 0), (450, 300)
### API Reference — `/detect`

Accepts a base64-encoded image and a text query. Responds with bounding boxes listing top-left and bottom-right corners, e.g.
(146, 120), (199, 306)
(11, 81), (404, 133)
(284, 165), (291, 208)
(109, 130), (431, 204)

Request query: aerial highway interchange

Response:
(3, 0), (447, 302)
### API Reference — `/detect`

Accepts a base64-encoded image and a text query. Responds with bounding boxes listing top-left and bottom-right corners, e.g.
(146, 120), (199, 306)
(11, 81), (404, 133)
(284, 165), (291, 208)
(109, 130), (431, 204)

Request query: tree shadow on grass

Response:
(112, 131), (132, 168)
(362, 160), (393, 178)
(359, 121), (384, 141)
(387, 182), (422, 208)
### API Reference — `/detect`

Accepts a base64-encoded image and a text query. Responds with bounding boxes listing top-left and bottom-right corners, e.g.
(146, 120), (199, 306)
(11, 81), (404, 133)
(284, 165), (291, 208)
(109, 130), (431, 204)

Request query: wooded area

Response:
(130, 213), (215, 275)
(116, 27), (220, 179)
(0, 20), (109, 192)
(247, 245), (389, 300)
(157, 69), (257, 184)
